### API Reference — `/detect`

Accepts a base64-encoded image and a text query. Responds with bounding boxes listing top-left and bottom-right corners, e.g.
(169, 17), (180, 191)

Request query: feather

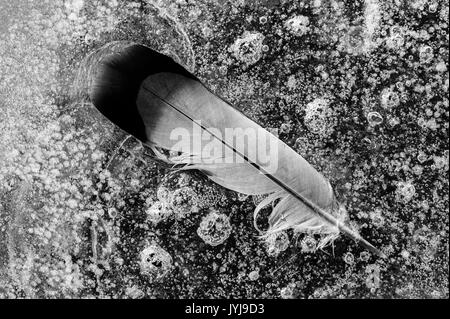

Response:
(86, 42), (384, 258)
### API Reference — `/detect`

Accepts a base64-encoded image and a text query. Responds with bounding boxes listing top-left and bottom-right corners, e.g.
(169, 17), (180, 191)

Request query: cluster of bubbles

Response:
(342, 26), (367, 54)
(279, 283), (297, 299)
(145, 201), (173, 225)
(366, 111), (384, 127)
(139, 243), (173, 280)
(303, 98), (336, 137)
(284, 15), (310, 36)
(147, 172), (221, 224)
(197, 210), (232, 246)
(396, 181), (417, 203)
(419, 45), (434, 64)
(264, 231), (290, 256)
(385, 26), (406, 50)
(230, 31), (265, 66)
(369, 209), (385, 228)
(247, 269), (260, 281)
(299, 235), (318, 253)
(365, 264), (381, 293)
(343, 252), (355, 265)
(380, 87), (400, 109)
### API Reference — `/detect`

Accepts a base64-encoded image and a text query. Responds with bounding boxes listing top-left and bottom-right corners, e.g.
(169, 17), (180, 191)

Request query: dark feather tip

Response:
(89, 43), (196, 142)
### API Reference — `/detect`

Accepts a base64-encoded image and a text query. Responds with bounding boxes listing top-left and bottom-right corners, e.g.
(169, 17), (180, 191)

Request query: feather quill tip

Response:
(337, 222), (386, 258)
(359, 239), (387, 259)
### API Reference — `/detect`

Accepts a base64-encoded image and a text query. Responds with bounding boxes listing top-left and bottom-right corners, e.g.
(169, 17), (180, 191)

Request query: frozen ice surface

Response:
(0, 0), (448, 298)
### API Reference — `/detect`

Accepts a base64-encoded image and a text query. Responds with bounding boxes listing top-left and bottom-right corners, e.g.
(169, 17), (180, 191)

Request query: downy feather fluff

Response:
(82, 42), (383, 257)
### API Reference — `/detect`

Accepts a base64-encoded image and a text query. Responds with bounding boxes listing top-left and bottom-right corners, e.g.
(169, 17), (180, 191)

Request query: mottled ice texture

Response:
(0, 0), (448, 299)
